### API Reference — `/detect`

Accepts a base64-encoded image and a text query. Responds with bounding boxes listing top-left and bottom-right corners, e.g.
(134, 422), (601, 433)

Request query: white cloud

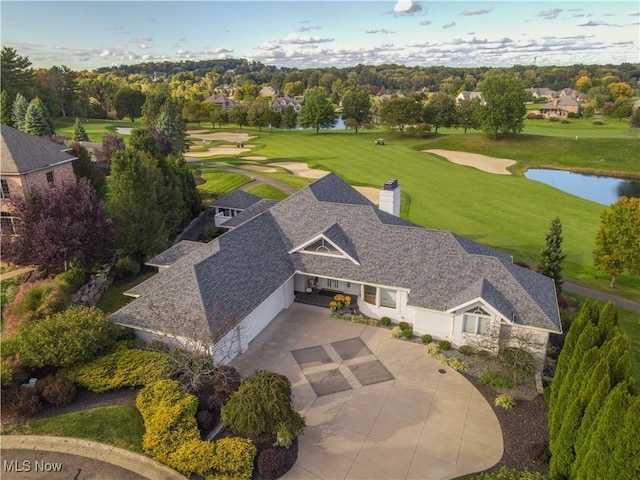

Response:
(393, 1), (422, 15)
(298, 25), (321, 32)
(131, 36), (153, 43)
(578, 20), (622, 27)
(460, 8), (493, 17)
(419, 20), (432, 26)
(626, 11), (640, 16)
(279, 34), (334, 45)
(99, 49), (111, 57)
(365, 29), (396, 34)
(538, 8), (563, 20)
(443, 21), (456, 29)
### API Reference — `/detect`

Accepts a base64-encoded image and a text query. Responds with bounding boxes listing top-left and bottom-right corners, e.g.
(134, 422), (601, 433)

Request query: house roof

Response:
(1, 124), (76, 174)
(222, 199), (280, 228)
(211, 190), (261, 210)
(146, 240), (205, 268)
(111, 173), (561, 342)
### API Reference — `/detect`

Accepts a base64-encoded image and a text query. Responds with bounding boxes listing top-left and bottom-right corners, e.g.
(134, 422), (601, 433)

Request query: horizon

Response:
(1, 1), (638, 72)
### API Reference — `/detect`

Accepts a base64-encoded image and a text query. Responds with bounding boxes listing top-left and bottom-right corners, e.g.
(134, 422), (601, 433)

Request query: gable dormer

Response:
(288, 223), (360, 265)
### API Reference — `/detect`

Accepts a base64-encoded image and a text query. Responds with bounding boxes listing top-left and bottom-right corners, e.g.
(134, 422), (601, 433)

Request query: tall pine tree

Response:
(11, 92), (28, 131)
(73, 117), (89, 141)
(538, 217), (567, 295)
(24, 97), (54, 136)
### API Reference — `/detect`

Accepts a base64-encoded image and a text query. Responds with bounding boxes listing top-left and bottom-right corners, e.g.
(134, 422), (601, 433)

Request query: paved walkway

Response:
(189, 163), (298, 195)
(232, 303), (503, 480)
(564, 282), (640, 312)
(0, 436), (185, 480)
(0, 267), (35, 282)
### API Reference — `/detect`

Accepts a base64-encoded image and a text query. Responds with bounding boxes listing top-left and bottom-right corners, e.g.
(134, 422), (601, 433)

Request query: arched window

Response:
(463, 307), (490, 335)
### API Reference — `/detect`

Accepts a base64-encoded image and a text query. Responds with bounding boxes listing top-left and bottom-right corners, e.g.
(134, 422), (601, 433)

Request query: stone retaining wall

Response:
(70, 265), (113, 306)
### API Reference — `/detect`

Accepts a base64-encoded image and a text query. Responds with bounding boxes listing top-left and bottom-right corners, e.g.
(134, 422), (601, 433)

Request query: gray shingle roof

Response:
(146, 240), (205, 268)
(223, 199), (279, 228)
(211, 190), (262, 209)
(111, 173), (561, 343)
(1, 124), (76, 174)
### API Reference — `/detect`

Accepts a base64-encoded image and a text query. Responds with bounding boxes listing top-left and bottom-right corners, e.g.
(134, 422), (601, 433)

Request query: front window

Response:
(379, 288), (397, 309)
(363, 285), (398, 309)
(363, 285), (376, 304)
(46, 171), (55, 187)
(1, 179), (9, 198)
(463, 308), (491, 335)
(0, 213), (18, 235)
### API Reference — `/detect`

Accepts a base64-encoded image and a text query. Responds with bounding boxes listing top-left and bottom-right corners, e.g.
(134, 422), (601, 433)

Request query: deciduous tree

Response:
(248, 97), (271, 131)
(593, 196), (640, 288)
(229, 104), (249, 129)
(282, 104), (298, 130)
(69, 142), (105, 198)
(113, 87), (146, 122)
(423, 92), (456, 133)
(380, 96), (421, 135)
(299, 87), (336, 133)
(479, 75), (527, 139)
(341, 89), (371, 133)
(94, 133), (126, 173)
(455, 97), (481, 133)
(607, 81), (633, 101)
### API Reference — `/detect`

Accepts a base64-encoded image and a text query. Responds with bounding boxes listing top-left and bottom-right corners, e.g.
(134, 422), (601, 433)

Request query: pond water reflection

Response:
(524, 169), (640, 205)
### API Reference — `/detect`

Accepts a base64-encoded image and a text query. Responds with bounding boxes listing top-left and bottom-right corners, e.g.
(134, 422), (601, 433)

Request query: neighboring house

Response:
(210, 189), (262, 227)
(455, 91), (484, 105)
(538, 96), (583, 117)
(111, 174), (561, 367)
(204, 94), (236, 112)
(0, 124), (77, 235)
(259, 86), (277, 97)
(271, 96), (302, 114)
(556, 88), (587, 103)
(525, 88), (556, 102)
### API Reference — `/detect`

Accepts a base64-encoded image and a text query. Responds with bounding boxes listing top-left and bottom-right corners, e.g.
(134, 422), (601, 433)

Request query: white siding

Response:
(412, 307), (454, 340)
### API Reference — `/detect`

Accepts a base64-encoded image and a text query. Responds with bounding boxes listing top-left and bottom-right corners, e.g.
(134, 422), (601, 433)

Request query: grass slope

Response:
(52, 118), (141, 143)
(244, 183), (288, 200)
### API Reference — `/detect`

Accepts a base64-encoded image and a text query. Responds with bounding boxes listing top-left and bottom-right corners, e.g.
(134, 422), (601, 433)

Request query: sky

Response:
(1, 1), (639, 71)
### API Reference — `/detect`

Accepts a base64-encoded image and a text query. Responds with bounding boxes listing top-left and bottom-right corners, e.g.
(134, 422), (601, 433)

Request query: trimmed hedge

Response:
(62, 347), (172, 392)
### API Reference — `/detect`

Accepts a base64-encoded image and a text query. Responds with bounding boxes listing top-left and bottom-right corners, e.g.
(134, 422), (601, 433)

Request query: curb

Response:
(0, 435), (186, 480)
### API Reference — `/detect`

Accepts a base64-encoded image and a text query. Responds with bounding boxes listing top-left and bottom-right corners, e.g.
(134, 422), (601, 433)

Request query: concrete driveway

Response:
(232, 303), (503, 480)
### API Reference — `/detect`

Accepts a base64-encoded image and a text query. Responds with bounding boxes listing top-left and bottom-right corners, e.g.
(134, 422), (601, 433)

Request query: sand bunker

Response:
(423, 149), (516, 175)
(115, 127), (132, 135)
(241, 165), (277, 173)
(186, 146), (252, 158)
(269, 162), (330, 179)
(189, 132), (256, 142)
(353, 187), (380, 204)
(241, 156), (268, 161)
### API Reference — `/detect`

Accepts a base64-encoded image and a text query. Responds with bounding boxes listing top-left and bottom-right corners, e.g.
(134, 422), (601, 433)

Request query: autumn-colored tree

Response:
(94, 133), (126, 172)
(575, 75), (592, 91)
(593, 196), (640, 288)
(607, 81), (633, 101)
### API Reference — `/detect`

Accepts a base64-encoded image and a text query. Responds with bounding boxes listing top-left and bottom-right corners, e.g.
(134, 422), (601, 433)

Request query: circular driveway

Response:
(232, 303), (503, 480)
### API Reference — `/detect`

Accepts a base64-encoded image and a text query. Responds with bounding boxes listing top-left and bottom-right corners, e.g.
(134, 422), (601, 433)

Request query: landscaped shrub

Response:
(526, 112), (537, 119)
(221, 371), (305, 448)
(1, 385), (42, 417)
(592, 119), (604, 125)
(2, 279), (68, 334)
(398, 321), (410, 330)
(36, 374), (77, 406)
(113, 254), (140, 279)
(478, 370), (517, 389)
(19, 306), (119, 368)
(458, 345), (474, 356)
(401, 327), (413, 340)
(54, 267), (86, 293)
(62, 347), (172, 392)
(209, 437), (257, 480)
(499, 347), (536, 384)
(196, 410), (219, 432)
(421, 334), (433, 344)
(390, 326), (403, 339)
(425, 344), (469, 372)
(438, 340), (451, 351)
(257, 448), (288, 480)
(560, 118), (570, 124)
(168, 439), (217, 478)
(1, 360), (16, 388)
(567, 112), (580, 119)
(381, 317), (391, 326)
(494, 394), (516, 410)
(548, 116), (560, 122)
(543, 385), (552, 403)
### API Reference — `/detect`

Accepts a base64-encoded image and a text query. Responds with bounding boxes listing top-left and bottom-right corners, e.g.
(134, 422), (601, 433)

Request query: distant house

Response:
(556, 88), (587, 103)
(455, 91), (484, 105)
(111, 174), (561, 366)
(204, 94), (236, 112)
(525, 88), (556, 102)
(259, 86), (277, 98)
(538, 96), (583, 117)
(271, 96), (302, 114)
(0, 125), (77, 235)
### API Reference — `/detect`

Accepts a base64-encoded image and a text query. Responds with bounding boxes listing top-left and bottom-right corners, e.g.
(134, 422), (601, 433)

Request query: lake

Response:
(524, 169), (640, 205)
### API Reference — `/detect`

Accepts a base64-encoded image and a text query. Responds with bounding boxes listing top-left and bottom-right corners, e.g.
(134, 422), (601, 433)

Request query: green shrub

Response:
(3, 279), (68, 332)
(494, 394), (516, 410)
(19, 306), (119, 368)
(543, 385), (551, 403)
(210, 437), (257, 480)
(592, 119), (604, 125)
(421, 334), (433, 344)
(381, 317), (391, 327)
(458, 345), (474, 356)
(398, 321), (410, 330)
(0, 337), (21, 359)
(477, 349), (492, 358)
(499, 347), (536, 384)
(560, 118), (570, 124)
(438, 340), (451, 351)
(567, 112), (580, 119)
(62, 348), (172, 392)
(221, 371), (305, 444)
(478, 370), (517, 390)
(113, 255), (140, 279)
(1, 360), (16, 388)
(36, 374), (77, 406)
(401, 327), (413, 340)
(425, 344), (469, 372)
(54, 267), (86, 293)
(548, 116), (560, 122)
(390, 326), (403, 339)
(168, 440), (217, 478)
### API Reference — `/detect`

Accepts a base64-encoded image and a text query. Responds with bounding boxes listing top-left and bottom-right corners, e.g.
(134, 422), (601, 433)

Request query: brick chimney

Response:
(379, 178), (401, 216)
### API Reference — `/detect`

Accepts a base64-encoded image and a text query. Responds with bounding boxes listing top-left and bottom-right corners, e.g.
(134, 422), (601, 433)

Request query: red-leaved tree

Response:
(1, 178), (114, 272)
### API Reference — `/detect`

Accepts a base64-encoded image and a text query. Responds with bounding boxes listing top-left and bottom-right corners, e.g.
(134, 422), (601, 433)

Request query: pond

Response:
(296, 116), (346, 131)
(524, 169), (640, 205)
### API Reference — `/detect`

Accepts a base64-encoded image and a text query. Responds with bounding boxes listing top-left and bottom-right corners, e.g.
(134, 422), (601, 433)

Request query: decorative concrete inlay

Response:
(305, 369), (353, 397)
(348, 359), (395, 386)
(331, 337), (372, 361)
(291, 345), (333, 368)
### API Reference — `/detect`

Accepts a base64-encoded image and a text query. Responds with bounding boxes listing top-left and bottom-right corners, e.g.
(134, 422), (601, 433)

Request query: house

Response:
(204, 94), (236, 112)
(538, 96), (583, 117)
(259, 86), (277, 98)
(525, 88), (556, 102)
(455, 91), (484, 105)
(110, 174), (561, 365)
(556, 88), (587, 103)
(271, 96), (302, 114)
(210, 189), (263, 227)
(0, 125), (77, 235)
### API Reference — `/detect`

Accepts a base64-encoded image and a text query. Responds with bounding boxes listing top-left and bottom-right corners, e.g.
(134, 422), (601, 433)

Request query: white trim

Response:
(288, 233), (360, 265)
(445, 296), (511, 323)
(293, 270), (409, 293)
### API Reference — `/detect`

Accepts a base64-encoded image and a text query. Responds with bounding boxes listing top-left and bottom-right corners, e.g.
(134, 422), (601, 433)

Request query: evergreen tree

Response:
(1, 47), (33, 102)
(538, 217), (567, 294)
(110, 149), (168, 265)
(597, 301), (618, 343)
(72, 117), (89, 141)
(11, 92), (28, 131)
(169, 155), (201, 219)
(1, 90), (13, 126)
(129, 128), (161, 159)
(609, 396), (640, 479)
(94, 133), (126, 173)
(571, 381), (635, 480)
(155, 108), (182, 156)
(69, 142), (105, 198)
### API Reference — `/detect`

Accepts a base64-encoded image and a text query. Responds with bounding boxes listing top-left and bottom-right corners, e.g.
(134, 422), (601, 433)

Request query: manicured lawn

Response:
(97, 271), (156, 314)
(196, 169), (253, 196)
(21, 406), (144, 453)
(249, 171), (314, 190)
(244, 183), (288, 200)
(52, 118), (141, 143)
